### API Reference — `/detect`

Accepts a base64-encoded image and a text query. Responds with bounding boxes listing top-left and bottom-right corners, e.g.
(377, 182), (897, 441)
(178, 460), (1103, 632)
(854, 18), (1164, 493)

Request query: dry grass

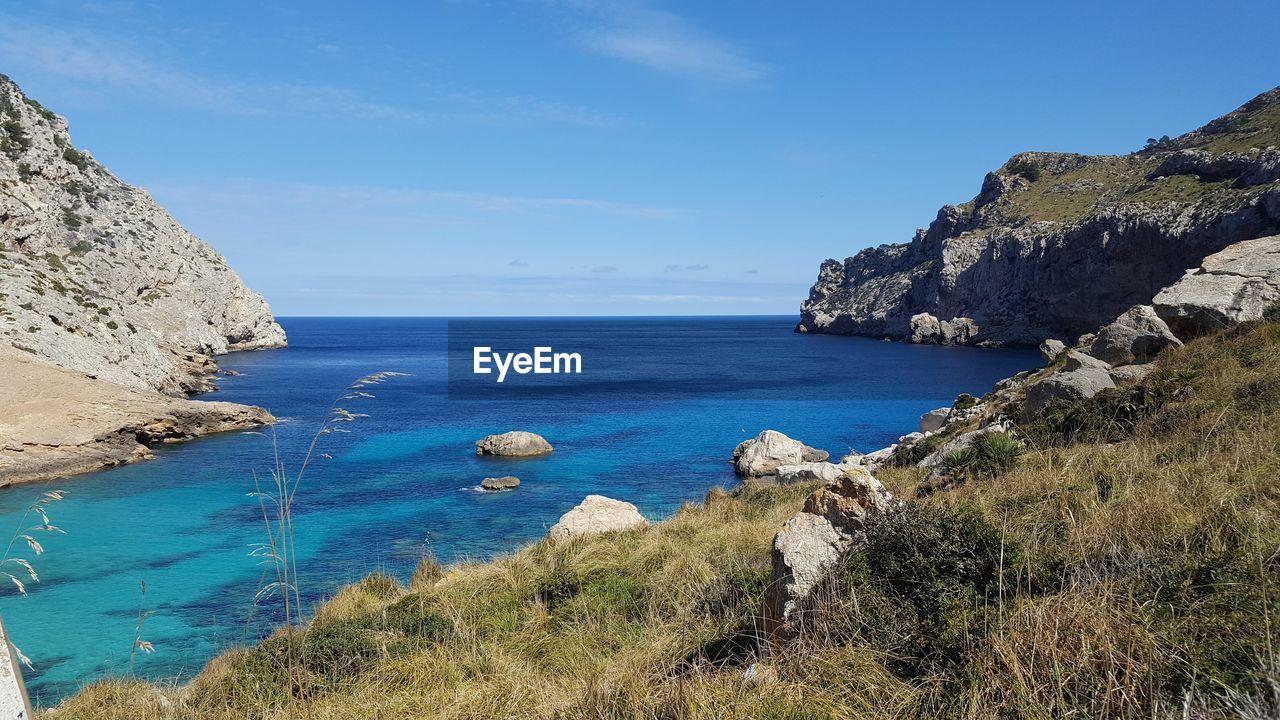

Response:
(49, 321), (1280, 719)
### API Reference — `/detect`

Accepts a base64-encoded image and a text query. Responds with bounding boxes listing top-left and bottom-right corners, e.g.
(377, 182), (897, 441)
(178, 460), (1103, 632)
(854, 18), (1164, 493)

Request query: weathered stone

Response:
(764, 468), (891, 642)
(775, 462), (844, 484)
(1089, 305), (1182, 366)
(1023, 367), (1116, 420)
(1109, 364), (1155, 386)
(919, 407), (951, 433)
(1063, 350), (1111, 372)
(476, 431), (553, 457)
(546, 495), (647, 541)
(1039, 339), (1067, 362)
(909, 313), (978, 345)
(1153, 236), (1280, 340)
(480, 476), (520, 491)
(732, 430), (828, 477)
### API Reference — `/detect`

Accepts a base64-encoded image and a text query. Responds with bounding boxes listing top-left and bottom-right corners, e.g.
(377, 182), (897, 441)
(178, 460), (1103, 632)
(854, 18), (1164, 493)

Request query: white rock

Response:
(775, 462), (844, 484)
(1153, 236), (1280, 339)
(547, 495), (647, 541)
(731, 430), (828, 477)
(476, 431), (553, 457)
(919, 407), (951, 433)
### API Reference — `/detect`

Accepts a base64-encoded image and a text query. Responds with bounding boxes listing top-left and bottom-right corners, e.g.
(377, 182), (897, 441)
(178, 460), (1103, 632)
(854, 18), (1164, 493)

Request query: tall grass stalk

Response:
(246, 372), (407, 698)
(0, 489), (64, 670)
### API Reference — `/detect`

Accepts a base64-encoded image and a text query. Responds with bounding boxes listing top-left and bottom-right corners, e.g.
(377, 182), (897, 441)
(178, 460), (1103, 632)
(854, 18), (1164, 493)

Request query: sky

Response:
(0, 1), (1277, 316)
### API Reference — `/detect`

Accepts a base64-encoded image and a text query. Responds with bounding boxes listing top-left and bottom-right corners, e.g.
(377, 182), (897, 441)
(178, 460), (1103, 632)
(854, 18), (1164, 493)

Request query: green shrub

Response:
(62, 147), (90, 171)
(889, 433), (945, 467)
(816, 504), (1015, 678)
(939, 431), (1021, 479)
(1264, 301), (1280, 322)
(1006, 156), (1042, 181)
(952, 393), (978, 411)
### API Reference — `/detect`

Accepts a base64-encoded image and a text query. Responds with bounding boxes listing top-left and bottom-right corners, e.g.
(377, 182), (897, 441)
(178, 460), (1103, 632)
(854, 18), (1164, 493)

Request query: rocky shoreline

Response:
(0, 345), (273, 487)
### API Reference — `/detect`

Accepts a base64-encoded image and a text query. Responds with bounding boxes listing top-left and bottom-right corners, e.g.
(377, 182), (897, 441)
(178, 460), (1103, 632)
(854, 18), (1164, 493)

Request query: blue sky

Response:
(1, 1), (1277, 316)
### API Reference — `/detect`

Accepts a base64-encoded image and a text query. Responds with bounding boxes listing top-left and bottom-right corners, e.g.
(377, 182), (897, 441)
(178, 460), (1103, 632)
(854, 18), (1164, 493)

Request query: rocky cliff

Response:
(0, 74), (284, 483)
(798, 87), (1280, 346)
(0, 74), (285, 395)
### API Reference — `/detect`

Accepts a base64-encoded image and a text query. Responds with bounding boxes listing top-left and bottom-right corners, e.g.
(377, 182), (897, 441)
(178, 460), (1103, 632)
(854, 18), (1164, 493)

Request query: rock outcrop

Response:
(919, 407), (950, 433)
(732, 430), (828, 478)
(797, 87), (1280, 346)
(480, 476), (520, 491)
(1153, 235), (1280, 339)
(546, 495), (647, 541)
(1088, 305), (1182, 366)
(764, 467), (892, 642)
(476, 431), (553, 457)
(0, 74), (285, 395)
(0, 74), (282, 483)
(0, 345), (271, 485)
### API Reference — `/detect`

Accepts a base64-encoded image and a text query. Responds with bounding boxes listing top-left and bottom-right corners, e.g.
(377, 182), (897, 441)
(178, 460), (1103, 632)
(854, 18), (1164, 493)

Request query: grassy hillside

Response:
(53, 314), (1280, 719)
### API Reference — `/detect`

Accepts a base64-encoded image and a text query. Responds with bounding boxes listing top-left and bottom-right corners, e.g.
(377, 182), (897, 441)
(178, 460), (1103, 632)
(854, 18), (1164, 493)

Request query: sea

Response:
(0, 316), (1039, 704)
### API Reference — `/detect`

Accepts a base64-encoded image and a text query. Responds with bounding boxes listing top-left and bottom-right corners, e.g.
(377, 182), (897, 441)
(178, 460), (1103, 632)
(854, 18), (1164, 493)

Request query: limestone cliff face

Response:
(0, 74), (285, 395)
(798, 87), (1280, 346)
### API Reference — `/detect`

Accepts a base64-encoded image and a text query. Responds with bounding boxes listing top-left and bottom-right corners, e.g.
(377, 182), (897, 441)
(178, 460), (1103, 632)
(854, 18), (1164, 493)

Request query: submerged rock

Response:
(547, 495), (647, 541)
(480, 476), (520, 491)
(476, 431), (553, 457)
(732, 430), (828, 478)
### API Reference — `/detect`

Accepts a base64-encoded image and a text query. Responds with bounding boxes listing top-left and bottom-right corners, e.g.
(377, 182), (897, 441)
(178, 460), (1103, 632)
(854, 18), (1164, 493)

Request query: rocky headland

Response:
(0, 74), (284, 484)
(798, 87), (1280, 347)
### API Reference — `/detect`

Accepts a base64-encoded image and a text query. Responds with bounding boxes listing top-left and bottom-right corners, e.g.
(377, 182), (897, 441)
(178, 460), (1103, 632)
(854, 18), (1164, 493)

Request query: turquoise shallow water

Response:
(0, 316), (1039, 704)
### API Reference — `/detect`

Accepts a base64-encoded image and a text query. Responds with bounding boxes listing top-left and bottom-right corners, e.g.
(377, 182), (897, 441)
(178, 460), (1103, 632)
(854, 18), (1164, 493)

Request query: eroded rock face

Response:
(546, 495), (647, 541)
(796, 89), (1280, 347)
(764, 468), (892, 642)
(1153, 236), (1280, 340)
(1089, 305), (1182, 366)
(0, 75), (285, 395)
(476, 431), (553, 457)
(732, 430), (829, 478)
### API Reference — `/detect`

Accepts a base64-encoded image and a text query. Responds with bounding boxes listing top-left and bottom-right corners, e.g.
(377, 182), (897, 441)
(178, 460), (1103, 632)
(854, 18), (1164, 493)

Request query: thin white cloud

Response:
(554, 1), (769, 83)
(0, 19), (620, 126)
(150, 177), (684, 223)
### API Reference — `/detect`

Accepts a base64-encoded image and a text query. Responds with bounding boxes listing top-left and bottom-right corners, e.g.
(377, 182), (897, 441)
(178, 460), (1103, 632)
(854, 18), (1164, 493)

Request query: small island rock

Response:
(476, 431), (553, 457)
(480, 476), (520, 491)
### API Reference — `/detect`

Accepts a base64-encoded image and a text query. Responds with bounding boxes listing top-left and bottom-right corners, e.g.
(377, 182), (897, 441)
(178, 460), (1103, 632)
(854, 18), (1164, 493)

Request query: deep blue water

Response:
(0, 316), (1038, 704)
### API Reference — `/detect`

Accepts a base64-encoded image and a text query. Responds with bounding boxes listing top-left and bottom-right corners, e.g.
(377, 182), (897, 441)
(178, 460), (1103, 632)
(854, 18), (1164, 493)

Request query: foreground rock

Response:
(732, 430), (828, 477)
(1023, 366), (1116, 420)
(1088, 305), (1182, 366)
(919, 407), (950, 433)
(480, 476), (520, 491)
(1153, 236), (1280, 339)
(764, 467), (892, 642)
(547, 495), (647, 541)
(797, 87), (1280, 346)
(476, 431), (553, 457)
(775, 462), (844, 484)
(0, 346), (272, 485)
